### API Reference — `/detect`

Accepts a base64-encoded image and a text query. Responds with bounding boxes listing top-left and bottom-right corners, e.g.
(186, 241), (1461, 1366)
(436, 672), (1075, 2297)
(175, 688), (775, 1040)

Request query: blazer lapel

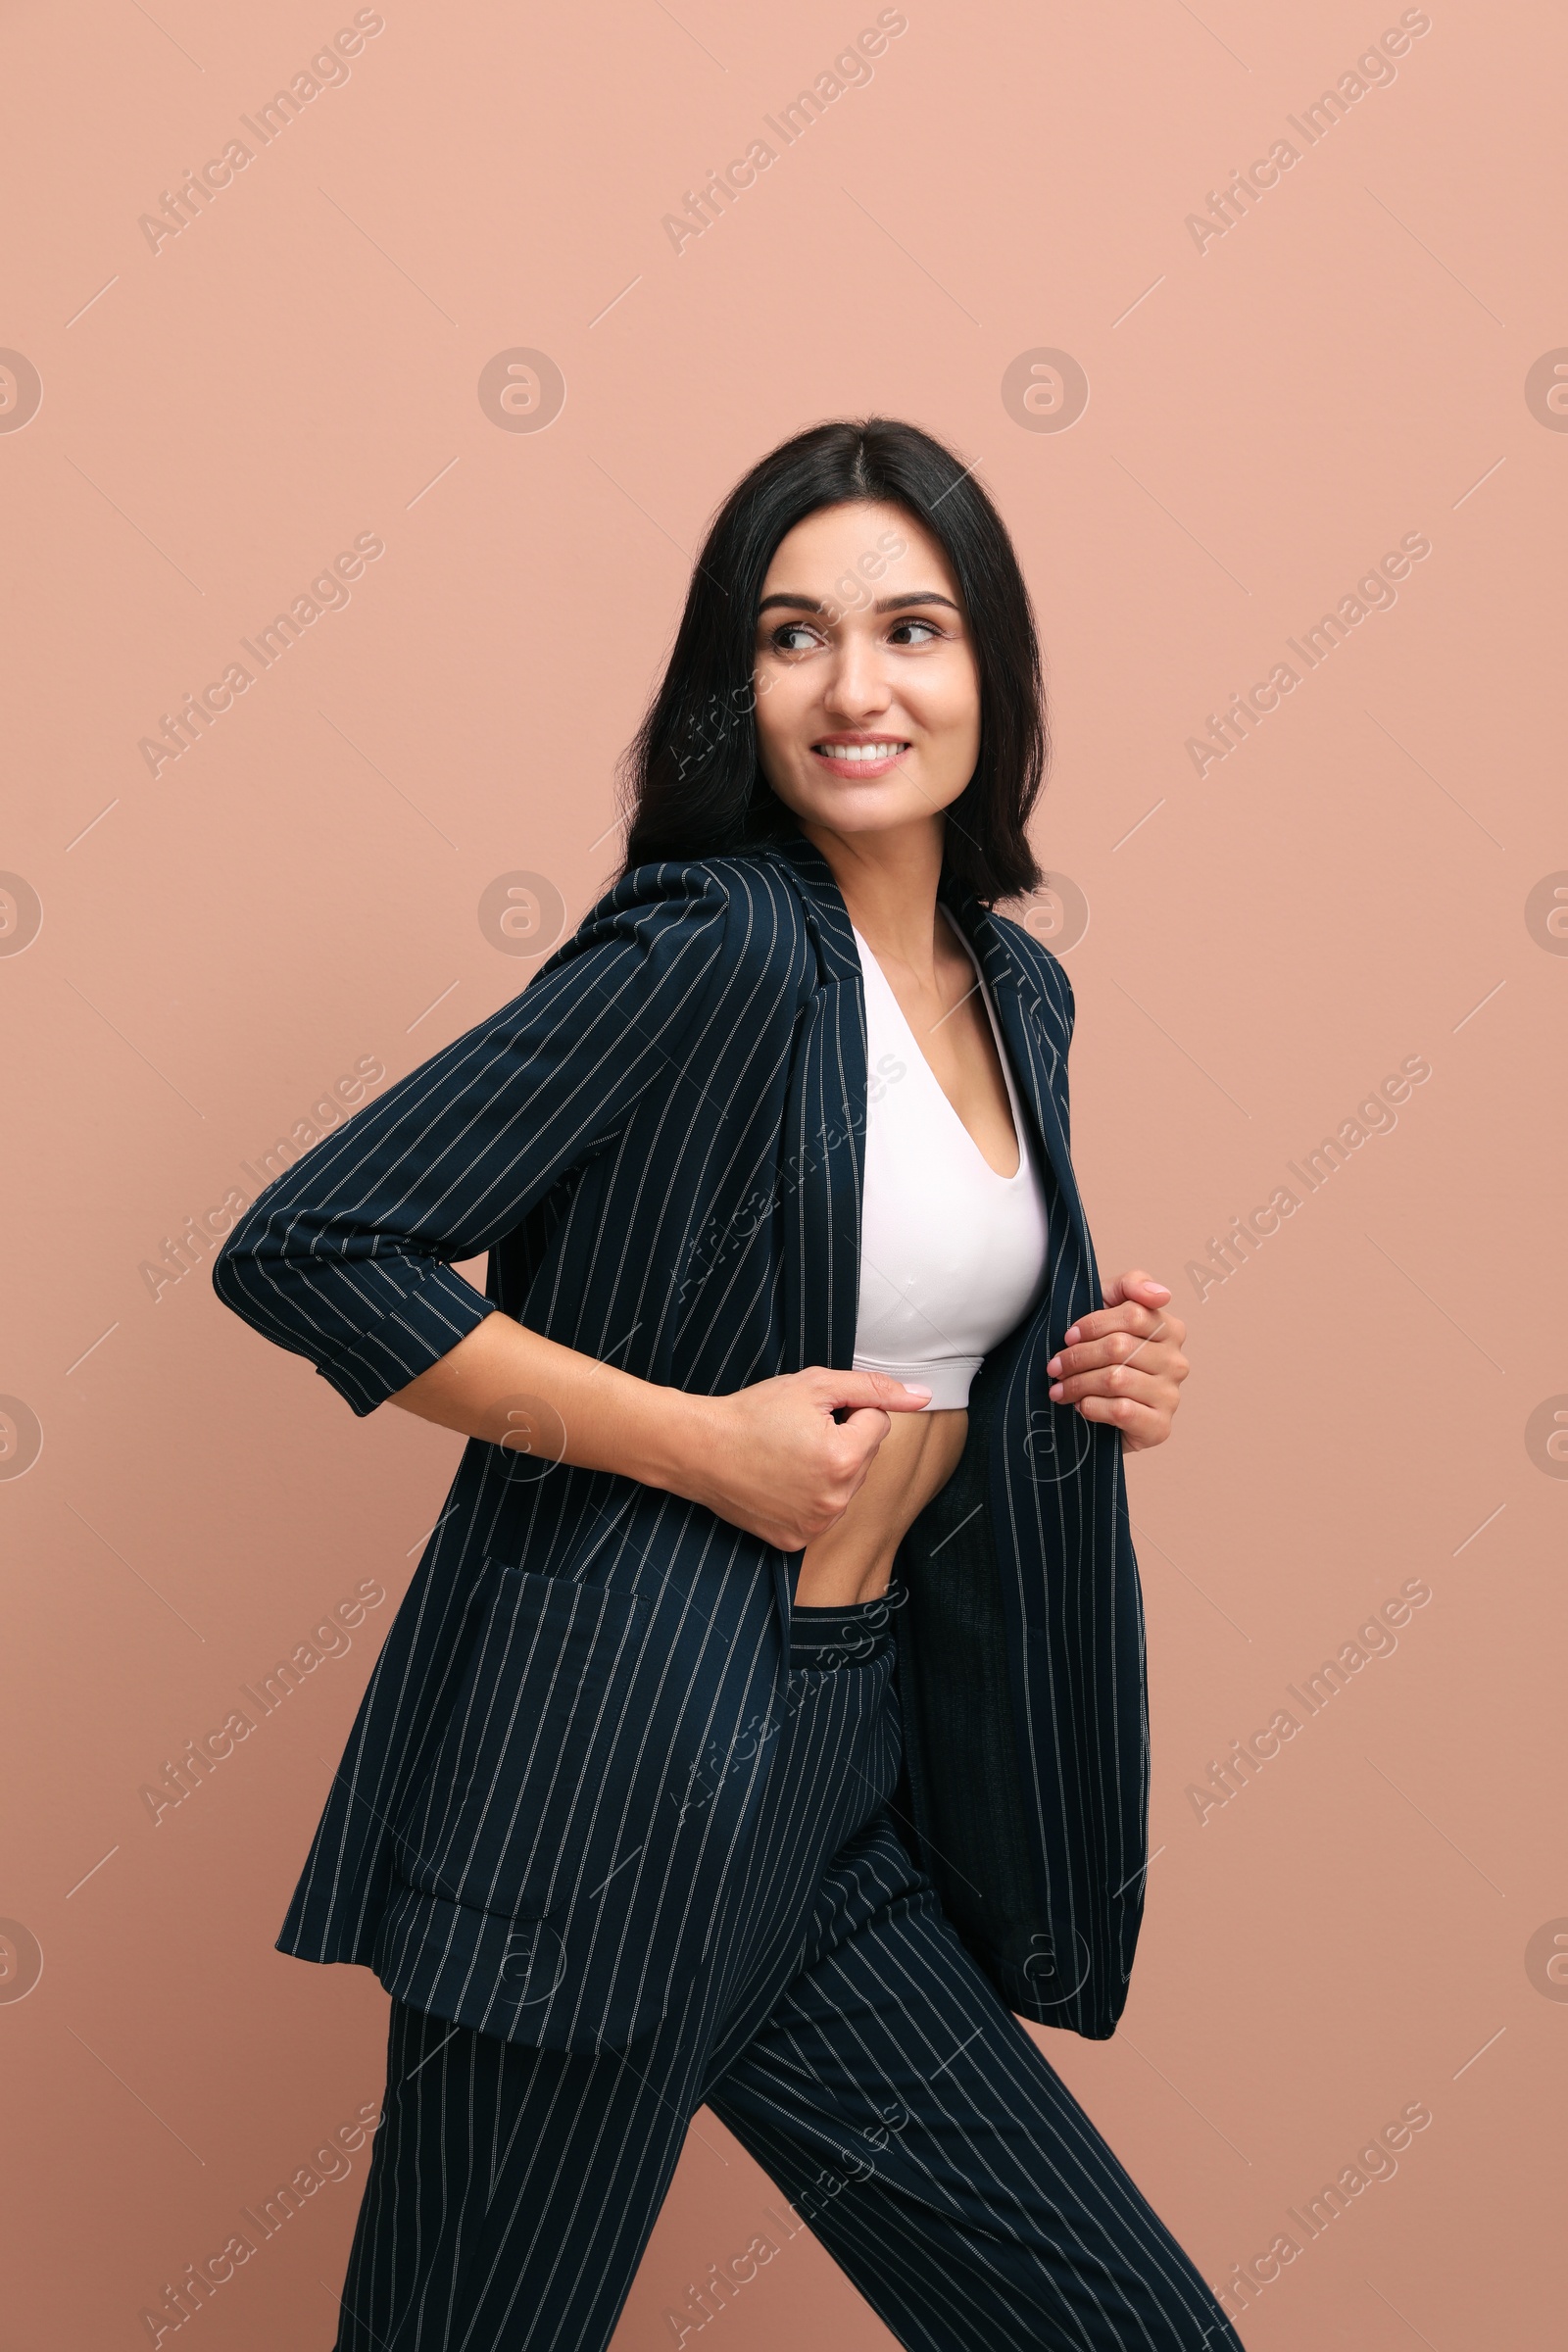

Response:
(759, 833), (866, 1623)
(762, 828), (1098, 1298)
(935, 869), (1096, 1288)
(759, 832), (1102, 1627)
(761, 831), (865, 1372)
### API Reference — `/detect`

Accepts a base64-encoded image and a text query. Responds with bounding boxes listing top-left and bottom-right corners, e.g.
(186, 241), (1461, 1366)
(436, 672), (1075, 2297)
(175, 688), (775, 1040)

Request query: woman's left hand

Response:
(1045, 1270), (1189, 1453)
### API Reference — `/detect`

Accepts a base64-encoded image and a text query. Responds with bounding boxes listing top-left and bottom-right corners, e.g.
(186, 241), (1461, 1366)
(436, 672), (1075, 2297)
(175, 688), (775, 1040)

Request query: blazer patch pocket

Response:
(390, 1563), (649, 1924)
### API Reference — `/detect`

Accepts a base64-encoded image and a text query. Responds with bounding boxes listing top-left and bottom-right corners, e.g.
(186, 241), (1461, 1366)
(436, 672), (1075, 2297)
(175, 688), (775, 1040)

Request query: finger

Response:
(1054, 1301), (1161, 1357)
(1098, 1268), (1174, 1313)
(1078, 1271), (1172, 1332)
(1049, 1364), (1167, 1411)
(1149, 1309), (1186, 1348)
(814, 1369), (933, 1415)
(835, 1405), (895, 1460)
(1117, 1313), (1186, 1378)
(1073, 1391), (1169, 1445)
(1048, 1326), (1166, 1380)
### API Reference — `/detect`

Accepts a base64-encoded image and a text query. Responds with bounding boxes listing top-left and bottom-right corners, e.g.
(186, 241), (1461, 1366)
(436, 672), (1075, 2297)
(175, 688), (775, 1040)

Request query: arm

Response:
(213, 860), (928, 1544)
(389, 1310), (931, 1550)
(212, 861), (732, 1419)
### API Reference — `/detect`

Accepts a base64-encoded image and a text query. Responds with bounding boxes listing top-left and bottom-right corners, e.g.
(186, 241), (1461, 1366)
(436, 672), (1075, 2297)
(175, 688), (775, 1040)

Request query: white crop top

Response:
(851, 906), (1050, 1409)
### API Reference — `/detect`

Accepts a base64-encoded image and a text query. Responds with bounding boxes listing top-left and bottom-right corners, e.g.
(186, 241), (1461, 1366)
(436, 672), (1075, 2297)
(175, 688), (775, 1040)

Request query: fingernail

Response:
(905, 1383), (932, 1397)
(1049, 1383), (1063, 1400)
(1063, 1325), (1081, 1345)
(1046, 1355), (1061, 1374)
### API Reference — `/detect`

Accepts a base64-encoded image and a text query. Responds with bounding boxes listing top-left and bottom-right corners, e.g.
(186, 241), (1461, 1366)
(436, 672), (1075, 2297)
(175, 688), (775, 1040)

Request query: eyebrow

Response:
(756, 590), (961, 617)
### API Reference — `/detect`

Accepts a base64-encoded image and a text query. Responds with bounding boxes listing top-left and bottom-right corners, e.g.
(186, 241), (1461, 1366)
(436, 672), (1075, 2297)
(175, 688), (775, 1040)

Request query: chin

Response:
(782, 776), (946, 836)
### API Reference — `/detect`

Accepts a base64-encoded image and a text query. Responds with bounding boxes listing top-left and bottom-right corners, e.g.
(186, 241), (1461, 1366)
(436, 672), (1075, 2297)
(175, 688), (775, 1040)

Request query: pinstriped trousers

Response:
(329, 1600), (1241, 2352)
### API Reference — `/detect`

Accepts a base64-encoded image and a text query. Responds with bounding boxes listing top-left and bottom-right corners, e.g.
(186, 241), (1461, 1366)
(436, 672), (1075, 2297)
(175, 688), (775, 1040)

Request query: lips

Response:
(810, 739), (910, 774)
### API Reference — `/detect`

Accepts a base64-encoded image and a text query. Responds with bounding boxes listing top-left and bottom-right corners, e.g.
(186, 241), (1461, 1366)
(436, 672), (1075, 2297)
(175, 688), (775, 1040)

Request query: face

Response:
(751, 501), (981, 849)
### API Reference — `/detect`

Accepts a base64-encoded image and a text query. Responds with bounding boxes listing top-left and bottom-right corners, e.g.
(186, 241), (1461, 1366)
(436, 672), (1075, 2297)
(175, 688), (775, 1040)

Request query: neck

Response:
(796, 812), (950, 973)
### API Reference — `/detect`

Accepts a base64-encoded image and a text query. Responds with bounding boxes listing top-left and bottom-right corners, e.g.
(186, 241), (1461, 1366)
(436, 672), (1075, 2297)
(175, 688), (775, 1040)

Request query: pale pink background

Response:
(2, 2), (1564, 2345)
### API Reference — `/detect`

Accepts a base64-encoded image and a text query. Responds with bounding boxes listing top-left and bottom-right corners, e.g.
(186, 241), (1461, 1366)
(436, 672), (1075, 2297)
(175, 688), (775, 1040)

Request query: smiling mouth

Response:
(810, 739), (910, 767)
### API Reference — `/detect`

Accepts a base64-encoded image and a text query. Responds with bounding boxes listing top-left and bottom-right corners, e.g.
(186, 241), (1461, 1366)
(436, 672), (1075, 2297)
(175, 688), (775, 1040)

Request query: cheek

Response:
(753, 668), (800, 746)
(752, 667), (819, 780)
(911, 652), (982, 748)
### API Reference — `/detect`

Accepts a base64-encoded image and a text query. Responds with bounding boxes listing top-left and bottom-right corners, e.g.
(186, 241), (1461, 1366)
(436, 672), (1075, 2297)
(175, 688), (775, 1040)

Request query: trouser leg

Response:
(330, 1992), (709, 2352)
(704, 1817), (1242, 2352)
(330, 1615), (905, 2352)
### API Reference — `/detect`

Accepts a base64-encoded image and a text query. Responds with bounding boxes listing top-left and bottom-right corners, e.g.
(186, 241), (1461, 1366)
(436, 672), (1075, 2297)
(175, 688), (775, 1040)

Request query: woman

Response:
(213, 417), (1235, 2351)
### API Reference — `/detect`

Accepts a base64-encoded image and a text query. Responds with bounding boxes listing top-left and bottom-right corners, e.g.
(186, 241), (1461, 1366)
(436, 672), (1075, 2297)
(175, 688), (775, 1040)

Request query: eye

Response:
(768, 622), (819, 654)
(888, 616), (942, 645)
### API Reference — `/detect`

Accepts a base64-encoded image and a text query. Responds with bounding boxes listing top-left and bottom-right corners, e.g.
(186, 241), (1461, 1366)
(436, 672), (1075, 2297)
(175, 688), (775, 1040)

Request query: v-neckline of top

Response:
(852, 908), (1028, 1184)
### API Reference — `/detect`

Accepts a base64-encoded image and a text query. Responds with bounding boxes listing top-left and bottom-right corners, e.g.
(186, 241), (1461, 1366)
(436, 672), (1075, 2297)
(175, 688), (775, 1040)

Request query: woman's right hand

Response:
(673, 1368), (933, 1550)
(389, 1316), (930, 1551)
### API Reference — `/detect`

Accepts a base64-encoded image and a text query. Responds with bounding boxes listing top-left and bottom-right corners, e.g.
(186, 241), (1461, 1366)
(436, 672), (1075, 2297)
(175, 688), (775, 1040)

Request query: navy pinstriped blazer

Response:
(212, 829), (1150, 2051)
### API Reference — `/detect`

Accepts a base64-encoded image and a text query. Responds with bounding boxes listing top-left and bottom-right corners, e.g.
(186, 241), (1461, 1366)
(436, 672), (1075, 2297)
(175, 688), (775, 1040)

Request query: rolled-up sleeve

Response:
(211, 861), (730, 1415)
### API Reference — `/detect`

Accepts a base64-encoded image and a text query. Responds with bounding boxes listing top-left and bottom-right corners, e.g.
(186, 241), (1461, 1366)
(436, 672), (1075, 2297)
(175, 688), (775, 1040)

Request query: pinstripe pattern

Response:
(327, 1632), (1236, 2352)
(211, 829), (1150, 2050)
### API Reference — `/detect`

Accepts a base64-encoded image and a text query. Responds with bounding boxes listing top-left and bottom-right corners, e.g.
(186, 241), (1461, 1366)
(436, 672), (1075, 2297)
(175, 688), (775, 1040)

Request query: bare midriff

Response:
(793, 1405), (969, 1606)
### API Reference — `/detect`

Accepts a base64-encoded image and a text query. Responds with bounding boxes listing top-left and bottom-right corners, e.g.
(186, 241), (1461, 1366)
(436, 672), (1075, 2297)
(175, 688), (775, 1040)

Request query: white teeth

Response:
(816, 742), (905, 761)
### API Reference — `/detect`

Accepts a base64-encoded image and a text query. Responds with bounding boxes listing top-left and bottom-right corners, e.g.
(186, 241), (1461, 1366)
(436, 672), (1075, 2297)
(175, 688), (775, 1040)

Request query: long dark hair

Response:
(615, 417), (1047, 905)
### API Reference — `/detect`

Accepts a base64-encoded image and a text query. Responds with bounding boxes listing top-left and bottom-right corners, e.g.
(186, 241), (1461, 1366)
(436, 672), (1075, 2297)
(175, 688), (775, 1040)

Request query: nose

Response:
(821, 629), (893, 725)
